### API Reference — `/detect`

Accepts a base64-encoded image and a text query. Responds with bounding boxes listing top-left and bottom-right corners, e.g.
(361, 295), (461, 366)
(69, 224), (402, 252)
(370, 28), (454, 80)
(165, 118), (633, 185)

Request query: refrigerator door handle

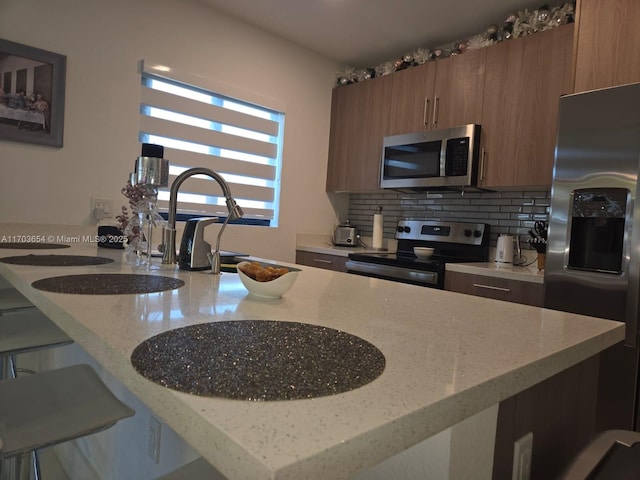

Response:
(625, 281), (639, 348)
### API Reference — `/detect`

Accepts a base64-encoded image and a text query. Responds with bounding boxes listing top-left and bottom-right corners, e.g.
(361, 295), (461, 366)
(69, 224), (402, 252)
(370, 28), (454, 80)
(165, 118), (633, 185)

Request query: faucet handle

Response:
(193, 217), (219, 231)
(192, 217), (219, 269)
(178, 217), (219, 270)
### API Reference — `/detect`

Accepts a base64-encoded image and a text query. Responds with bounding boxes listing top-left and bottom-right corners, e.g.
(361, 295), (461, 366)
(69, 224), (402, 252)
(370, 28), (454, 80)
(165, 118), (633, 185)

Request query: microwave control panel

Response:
(444, 137), (470, 176)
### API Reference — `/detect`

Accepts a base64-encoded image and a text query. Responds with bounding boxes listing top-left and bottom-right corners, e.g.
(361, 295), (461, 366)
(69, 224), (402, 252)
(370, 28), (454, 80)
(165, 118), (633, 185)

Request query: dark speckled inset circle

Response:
(0, 243), (70, 249)
(0, 254), (114, 267)
(31, 273), (184, 295)
(131, 320), (386, 401)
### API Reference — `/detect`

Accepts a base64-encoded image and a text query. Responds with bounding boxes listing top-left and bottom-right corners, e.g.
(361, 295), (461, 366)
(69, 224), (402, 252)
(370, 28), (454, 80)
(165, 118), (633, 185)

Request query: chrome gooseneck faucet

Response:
(161, 167), (244, 273)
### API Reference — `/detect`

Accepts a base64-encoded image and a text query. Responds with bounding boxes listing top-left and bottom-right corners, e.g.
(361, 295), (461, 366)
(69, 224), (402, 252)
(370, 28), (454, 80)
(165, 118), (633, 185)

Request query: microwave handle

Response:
(423, 97), (430, 126)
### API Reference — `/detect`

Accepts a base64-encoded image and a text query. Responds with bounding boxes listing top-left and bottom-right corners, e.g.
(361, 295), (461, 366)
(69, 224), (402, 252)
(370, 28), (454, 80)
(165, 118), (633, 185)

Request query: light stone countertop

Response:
(295, 233), (396, 256)
(446, 262), (545, 284)
(0, 230), (623, 480)
(297, 234), (543, 284)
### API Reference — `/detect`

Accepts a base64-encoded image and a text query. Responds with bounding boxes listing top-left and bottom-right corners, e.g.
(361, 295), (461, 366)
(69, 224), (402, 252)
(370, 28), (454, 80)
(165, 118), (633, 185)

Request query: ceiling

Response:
(198, 0), (566, 67)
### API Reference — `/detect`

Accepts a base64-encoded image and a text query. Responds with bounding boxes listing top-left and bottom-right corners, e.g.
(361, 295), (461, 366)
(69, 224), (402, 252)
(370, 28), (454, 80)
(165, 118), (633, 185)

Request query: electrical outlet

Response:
(92, 197), (104, 209)
(148, 416), (161, 464)
(512, 432), (533, 480)
(92, 197), (113, 220)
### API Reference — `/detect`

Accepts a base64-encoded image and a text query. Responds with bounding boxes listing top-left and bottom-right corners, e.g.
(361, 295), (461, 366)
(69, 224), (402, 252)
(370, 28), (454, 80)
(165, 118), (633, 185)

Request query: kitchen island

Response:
(0, 228), (624, 479)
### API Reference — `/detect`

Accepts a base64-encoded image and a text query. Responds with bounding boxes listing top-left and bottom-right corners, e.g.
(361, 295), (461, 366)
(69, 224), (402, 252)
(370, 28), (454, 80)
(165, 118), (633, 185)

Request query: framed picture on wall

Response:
(0, 39), (66, 147)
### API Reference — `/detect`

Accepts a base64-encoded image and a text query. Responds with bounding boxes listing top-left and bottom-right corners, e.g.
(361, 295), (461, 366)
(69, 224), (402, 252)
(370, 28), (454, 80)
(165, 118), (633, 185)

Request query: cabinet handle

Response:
(423, 97), (430, 126)
(479, 148), (486, 182)
(313, 259), (333, 264)
(472, 283), (511, 293)
(432, 96), (439, 126)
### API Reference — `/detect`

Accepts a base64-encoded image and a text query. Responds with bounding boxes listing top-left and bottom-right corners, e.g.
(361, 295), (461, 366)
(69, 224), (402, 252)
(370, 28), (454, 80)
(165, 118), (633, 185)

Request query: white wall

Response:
(0, 0), (342, 263)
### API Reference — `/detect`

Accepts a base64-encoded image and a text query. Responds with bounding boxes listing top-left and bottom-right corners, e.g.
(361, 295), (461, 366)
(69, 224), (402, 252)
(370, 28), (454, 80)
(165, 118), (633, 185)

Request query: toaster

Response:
(334, 224), (358, 247)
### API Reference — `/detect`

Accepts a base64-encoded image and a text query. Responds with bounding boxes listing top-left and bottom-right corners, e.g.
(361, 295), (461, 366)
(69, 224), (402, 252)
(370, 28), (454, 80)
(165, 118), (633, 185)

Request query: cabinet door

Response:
(574, 0), (640, 92)
(387, 63), (436, 136)
(444, 271), (544, 307)
(386, 51), (485, 136)
(295, 250), (347, 272)
(326, 75), (392, 192)
(480, 24), (574, 189)
(432, 49), (486, 130)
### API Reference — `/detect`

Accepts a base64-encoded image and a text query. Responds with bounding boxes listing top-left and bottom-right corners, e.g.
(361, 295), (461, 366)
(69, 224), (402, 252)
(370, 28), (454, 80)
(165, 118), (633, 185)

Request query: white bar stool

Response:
(0, 364), (135, 480)
(0, 288), (36, 315)
(0, 308), (72, 380)
(0, 287), (73, 379)
(0, 288), (74, 479)
(0, 287), (74, 479)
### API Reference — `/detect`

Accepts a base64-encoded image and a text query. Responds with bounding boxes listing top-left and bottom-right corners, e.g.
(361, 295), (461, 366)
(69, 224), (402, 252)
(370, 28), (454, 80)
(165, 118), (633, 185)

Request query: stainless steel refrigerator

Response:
(545, 81), (640, 432)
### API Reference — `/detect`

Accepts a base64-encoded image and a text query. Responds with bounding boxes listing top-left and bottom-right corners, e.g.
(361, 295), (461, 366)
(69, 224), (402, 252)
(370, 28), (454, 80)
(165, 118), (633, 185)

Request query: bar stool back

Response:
(0, 288), (72, 380)
(0, 288), (36, 315)
(0, 310), (73, 380)
(0, 364), (135, 480)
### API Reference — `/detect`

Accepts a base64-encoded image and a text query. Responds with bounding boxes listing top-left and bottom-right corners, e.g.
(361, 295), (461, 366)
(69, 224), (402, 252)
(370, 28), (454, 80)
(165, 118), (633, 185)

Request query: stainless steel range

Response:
(346, 220), (490, 289)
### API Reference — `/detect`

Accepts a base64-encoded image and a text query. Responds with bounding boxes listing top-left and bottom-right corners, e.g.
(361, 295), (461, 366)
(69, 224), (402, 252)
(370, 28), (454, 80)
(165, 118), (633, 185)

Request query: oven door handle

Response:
(345, 260), (439, 286)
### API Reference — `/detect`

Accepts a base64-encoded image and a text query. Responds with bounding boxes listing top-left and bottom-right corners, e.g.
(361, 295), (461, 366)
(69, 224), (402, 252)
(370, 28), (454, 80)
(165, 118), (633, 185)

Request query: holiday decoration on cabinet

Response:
(336, 2), (576, 86)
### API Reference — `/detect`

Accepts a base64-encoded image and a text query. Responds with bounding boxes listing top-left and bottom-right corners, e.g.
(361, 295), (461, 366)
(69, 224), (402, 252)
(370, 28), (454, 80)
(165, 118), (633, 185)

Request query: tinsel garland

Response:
(336, 2), (575, 86)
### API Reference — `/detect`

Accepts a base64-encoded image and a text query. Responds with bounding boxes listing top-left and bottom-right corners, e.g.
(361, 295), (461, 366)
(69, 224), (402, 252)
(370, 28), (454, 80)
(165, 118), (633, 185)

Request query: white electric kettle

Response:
(496, 235), (516, 264)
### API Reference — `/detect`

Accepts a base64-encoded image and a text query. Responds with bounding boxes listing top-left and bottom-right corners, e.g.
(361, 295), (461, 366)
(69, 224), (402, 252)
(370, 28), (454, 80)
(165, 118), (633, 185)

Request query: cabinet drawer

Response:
(444, 271), (543, 307)
(295, 250), (347, 272)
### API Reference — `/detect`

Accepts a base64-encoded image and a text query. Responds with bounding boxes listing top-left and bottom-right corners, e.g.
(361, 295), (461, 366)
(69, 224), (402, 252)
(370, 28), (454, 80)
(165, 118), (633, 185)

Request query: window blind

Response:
(138, 61), (284, 225)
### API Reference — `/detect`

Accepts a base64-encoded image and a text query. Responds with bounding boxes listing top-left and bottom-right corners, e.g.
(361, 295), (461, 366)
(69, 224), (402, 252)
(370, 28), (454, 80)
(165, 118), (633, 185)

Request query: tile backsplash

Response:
(347, 189), (550, 249)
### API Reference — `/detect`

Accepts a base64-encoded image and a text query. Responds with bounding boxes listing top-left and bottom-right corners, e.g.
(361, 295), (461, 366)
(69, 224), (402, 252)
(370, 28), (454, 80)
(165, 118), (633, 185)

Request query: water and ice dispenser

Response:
(567, 188), (628, 274)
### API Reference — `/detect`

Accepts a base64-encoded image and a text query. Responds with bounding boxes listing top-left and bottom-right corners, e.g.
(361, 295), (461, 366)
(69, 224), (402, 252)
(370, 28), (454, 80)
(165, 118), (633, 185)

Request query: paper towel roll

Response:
(372, 213), (383, 249)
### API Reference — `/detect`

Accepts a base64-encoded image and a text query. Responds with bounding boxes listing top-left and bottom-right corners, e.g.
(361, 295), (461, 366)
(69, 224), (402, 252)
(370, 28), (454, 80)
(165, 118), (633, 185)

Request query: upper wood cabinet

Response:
(386, 49), (486, 136)
(326, 74), (392, 192)
(325, 23), (574, 193)
(574, 0), (640, 92)
(479, 24), (574, 189)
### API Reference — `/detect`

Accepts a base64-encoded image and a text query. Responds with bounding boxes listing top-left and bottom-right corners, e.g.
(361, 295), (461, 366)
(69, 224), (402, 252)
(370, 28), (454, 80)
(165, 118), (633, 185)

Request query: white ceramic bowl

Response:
(413, 247), (435, 259)
(236, 261), (301, 298)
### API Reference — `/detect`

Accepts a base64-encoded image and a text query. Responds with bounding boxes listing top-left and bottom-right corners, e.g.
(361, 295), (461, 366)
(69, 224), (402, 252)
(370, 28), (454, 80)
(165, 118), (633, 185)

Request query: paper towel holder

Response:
(372, 206), (387, 251)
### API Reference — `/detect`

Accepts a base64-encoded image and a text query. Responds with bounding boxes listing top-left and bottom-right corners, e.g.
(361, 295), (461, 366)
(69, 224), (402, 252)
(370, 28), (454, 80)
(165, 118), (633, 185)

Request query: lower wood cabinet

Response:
(295, 250), (347, 273)
(493, 355), (600, 479)
(444, 270), (543, 307)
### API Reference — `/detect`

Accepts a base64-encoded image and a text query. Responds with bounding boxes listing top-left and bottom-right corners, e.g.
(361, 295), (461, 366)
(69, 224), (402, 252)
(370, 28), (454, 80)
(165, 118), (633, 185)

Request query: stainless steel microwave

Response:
(380, 124), (481, 190)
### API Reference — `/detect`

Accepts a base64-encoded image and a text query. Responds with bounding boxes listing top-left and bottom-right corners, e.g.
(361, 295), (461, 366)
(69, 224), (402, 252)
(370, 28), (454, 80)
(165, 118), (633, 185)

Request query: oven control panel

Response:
(395, 221), (487, 245)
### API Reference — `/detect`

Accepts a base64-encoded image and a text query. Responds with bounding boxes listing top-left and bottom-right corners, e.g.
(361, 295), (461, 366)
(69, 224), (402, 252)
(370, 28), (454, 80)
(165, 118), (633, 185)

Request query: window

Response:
(138, 61), (284, 226)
